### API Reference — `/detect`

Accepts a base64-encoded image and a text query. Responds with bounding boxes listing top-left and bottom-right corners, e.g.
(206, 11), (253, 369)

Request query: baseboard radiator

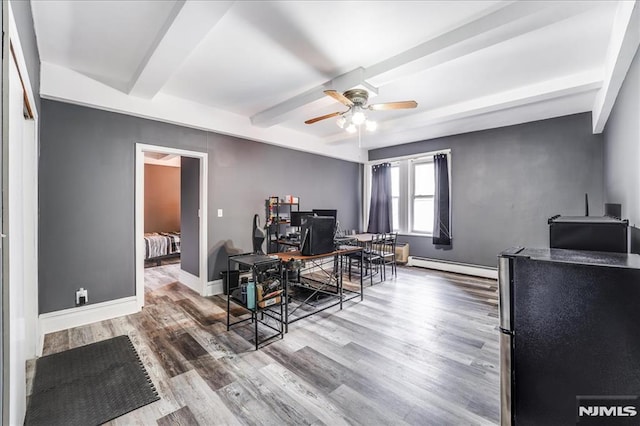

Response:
(407, 256), (498, 279)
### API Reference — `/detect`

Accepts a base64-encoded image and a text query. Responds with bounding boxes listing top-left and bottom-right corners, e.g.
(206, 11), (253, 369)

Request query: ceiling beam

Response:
(128, 0), (234, 99)
(250, 67), (375, 127)
(251, 0), (599, 128)
(325, 70), (603, 144)
(365, 1), (601, 87)
(41, 62), (367, 163)
(592, 0), (639, 134)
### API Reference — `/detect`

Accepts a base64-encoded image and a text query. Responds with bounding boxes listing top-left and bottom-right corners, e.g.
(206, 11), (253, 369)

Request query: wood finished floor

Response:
(38, 263), (500, 425)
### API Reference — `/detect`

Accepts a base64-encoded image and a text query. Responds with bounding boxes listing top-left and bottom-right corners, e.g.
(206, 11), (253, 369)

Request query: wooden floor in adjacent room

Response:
(38, 264), (500, 425)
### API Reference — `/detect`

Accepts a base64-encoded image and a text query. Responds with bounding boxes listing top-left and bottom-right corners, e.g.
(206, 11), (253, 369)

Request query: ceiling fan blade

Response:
(304, 111), (342, 124)
(324, 90), (354, 107)
(368, 100), (418, 111)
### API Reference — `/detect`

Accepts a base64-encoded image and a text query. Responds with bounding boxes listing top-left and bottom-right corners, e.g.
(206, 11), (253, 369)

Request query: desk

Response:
(271, 246), (363, 332)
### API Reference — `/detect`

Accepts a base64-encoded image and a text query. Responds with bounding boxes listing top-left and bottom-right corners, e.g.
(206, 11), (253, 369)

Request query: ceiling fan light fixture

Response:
(305, 89), (417, 137)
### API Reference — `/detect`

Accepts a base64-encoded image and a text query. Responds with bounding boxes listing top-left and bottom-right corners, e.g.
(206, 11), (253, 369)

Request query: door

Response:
(180, 157), (200, 277)
(0, 5), (4, 419)
(6, 48), (38, 426)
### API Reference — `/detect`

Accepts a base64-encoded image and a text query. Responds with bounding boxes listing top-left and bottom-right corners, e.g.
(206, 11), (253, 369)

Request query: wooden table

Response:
(270, 246), (364, 331)
(271, 246), (362, 261)
(352, 233), (377, 243)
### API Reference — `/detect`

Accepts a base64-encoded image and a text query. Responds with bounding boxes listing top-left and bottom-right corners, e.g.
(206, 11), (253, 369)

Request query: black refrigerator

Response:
(498, 247), (640, 425)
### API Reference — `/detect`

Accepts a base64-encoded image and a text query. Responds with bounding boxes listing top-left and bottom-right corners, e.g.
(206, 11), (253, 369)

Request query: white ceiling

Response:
(30, 1), (639, 163)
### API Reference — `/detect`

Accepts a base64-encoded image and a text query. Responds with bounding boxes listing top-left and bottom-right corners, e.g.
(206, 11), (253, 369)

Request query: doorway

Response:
(142, 152), (182, 291)
(135, 144), (208, 309)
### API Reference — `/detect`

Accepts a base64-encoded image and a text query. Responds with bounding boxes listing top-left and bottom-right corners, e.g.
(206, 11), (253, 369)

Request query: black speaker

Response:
(301, 216), (335, 255)
(605, 203), (622, 219)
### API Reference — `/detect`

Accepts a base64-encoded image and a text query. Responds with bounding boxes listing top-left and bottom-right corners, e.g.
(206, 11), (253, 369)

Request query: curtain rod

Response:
(366, 148), (451, 165)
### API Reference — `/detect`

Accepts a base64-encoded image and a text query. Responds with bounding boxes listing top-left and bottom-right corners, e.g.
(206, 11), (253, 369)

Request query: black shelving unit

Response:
(265, 196), (299, 253)
(226, 253), (286, 350)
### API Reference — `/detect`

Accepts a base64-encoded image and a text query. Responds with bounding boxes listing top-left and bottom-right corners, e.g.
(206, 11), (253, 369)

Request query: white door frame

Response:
(4, 3), (39, 424)
(135, 144), (208, 308)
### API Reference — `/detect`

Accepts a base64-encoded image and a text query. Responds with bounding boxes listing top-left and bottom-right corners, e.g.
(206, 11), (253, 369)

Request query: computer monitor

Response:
(301, 216), (336, 255)
(312, 209), (337, 219)
(291, 211), (315, 227)
(312, 209), (338, 237)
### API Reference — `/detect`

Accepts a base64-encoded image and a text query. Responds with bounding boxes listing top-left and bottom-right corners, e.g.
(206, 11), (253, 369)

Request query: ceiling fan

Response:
(305, 89), (418, 133)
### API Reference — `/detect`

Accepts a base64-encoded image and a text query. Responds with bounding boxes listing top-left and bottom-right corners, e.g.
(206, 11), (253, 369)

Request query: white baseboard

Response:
(179, 269), (203, 294)
(204, 279), (224, 297)
(407, 256), (498, 279)
(38, 296), (140, 356)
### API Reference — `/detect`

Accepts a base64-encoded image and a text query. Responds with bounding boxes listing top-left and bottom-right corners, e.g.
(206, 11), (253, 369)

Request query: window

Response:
(370, 153), (448, 236)
(411, 161), (434, 234)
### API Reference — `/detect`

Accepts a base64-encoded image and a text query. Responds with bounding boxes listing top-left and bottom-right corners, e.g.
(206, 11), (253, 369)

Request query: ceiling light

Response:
(351, 109), (366, 126)
(365, 120), (377, 132)
(335, 110), (377, 134)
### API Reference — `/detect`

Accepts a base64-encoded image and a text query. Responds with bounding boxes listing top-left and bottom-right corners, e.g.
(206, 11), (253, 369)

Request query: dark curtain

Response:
(367, 163), (392, 233)
(433, 154), (451, 245)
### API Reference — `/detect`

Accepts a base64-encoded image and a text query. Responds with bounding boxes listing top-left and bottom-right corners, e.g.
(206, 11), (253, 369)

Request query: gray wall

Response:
(39, 100), (361, 313)
(9, 0), (40, 114)
(369, 113), (604, 268)
(603, 48), (639, 227)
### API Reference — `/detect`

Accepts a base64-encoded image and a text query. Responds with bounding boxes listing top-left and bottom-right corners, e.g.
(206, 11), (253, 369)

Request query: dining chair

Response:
(348, 233), (383, 286)
(381, 232), (397, 278)
(370, 233), (388, 281)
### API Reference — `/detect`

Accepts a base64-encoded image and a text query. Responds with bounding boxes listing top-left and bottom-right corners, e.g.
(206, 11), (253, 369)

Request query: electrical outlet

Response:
(76, 288), (88, 306)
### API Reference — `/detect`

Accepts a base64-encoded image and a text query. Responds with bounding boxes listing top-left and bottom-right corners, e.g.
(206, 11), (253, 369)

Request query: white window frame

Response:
(390, 163), (400, 232)
(365, 149), (450, 238)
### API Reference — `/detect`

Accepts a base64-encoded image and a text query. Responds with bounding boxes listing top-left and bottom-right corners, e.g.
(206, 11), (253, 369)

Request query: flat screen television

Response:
(291, 211), (315, 227)
(301, 216), (335, 255)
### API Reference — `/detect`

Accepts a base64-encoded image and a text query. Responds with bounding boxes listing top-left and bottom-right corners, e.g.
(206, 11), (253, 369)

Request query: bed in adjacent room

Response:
(144, 232), (181, 266)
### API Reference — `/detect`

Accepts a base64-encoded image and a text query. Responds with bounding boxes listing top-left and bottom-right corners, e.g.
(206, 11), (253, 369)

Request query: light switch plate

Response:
(217, 209), (223, 217)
